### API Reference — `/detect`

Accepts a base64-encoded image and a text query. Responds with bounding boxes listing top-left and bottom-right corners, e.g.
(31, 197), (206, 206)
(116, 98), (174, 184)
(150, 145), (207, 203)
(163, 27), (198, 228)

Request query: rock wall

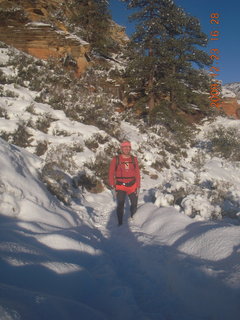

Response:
(220, 98), (240, 119)
(0, 0), (90, 76)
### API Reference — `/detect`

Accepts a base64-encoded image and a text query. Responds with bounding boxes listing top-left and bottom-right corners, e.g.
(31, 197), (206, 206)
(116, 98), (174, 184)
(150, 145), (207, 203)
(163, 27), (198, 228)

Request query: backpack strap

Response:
(131, 155), (136, 169)
(115, 155), (120, 173)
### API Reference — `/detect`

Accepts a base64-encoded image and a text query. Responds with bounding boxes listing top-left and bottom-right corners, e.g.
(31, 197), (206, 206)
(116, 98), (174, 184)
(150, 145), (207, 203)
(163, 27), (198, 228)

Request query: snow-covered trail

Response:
(84, 194), (240, 320)
(106, 225), (240, 320)
(1, 191), (240, 320)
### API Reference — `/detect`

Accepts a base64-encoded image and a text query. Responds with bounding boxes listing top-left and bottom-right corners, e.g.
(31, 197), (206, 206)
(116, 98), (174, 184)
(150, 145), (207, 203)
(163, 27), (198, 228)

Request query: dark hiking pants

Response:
(116, 190), (138, 225)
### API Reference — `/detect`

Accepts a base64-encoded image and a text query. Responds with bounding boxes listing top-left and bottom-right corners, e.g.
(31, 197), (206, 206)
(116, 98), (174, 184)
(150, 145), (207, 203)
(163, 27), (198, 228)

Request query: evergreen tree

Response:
(72, 0), (113, 55)
(122, 0), (211, 112)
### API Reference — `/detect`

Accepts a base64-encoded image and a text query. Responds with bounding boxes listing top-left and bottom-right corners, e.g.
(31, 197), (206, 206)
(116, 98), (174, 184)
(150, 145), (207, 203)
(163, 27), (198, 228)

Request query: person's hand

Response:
(111, 187), (116, 200)
(136, 188), (140, 196)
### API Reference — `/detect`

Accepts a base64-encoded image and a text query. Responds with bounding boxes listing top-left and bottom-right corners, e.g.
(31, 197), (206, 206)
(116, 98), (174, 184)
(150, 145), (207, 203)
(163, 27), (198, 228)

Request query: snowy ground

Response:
(0, 138), (240, 320)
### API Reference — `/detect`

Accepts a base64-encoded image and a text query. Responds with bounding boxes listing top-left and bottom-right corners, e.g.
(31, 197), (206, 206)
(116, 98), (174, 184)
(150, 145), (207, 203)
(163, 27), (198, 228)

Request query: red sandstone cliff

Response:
(219, 97), (240, 119)
(0, 0), (126, 76)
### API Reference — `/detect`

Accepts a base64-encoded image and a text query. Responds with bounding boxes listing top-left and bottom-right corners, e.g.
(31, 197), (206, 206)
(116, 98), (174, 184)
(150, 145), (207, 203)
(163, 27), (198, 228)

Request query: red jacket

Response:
(108, 155), (140, 188)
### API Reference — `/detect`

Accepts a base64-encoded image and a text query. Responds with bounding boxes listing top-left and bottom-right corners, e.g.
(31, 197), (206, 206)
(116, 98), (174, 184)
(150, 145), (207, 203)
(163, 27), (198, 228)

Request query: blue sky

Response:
(109, 0), (240, 85)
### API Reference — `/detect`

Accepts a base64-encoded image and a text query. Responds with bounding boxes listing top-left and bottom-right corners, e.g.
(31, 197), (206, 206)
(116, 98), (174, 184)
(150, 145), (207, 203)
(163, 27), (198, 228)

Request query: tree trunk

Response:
(147, 47), (155, 110)
(169, 65), (176, 110)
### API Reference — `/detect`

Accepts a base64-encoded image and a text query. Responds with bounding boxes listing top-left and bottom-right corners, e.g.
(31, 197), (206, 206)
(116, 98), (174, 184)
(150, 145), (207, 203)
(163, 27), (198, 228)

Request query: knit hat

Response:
(120, 141), (131, 148)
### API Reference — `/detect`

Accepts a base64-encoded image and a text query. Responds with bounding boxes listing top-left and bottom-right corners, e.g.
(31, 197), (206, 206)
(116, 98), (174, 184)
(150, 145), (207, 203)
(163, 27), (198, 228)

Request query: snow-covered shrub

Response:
(35, 140), (48, 156)
(0, 69), (8, 83)
(11, 122), (33, 148)
(45, 144), (78, 175)
(181, 193), (221, 220)
(76, 95), (121, 138)
(85, 133), (110, 152)
(52, 129), (71, 137)
(94, 132), (110, 145)
(41, 162), (80, 205)
(71, 142), (84, 153)
(35, 113), (55, 133)
(64, 105), (83, 122)
(0, 106), (9, 119)
(154, 177), (240, 221)
(154, 190), (174, 207)
(163, 140), (180, 154)
(48, 92), (66, 111)
(41, 143), (87, 203)
(103, 141), (120, 158)
(151, 158), (170, 171)
(206, 125), (240, 161)
(72, 171), (102, 193)
(9, 50), (39, 85)
(191, 150), (207, 171)
(211, 181), (240, 219)
(2, 88), (18, 98)
(84, 152), (110, 187)
(84, 137), (99, 151)
(0, 131), (11, 142)
(25, 103), (36, 114)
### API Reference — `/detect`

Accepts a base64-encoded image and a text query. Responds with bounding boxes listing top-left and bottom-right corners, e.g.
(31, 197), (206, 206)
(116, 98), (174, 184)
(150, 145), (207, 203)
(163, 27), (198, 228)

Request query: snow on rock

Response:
(223, 82), (240, 98)
(222, 87), (236, 98)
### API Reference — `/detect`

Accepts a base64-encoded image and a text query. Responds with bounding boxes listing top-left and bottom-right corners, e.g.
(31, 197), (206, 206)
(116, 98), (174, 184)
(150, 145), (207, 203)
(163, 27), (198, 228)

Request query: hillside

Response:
(1, 42), (240, 220)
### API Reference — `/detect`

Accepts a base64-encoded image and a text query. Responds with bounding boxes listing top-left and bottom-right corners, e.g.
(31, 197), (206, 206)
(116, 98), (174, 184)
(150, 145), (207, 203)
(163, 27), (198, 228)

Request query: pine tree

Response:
(72, 0), (113, 55)
(122, 0), (211, 112)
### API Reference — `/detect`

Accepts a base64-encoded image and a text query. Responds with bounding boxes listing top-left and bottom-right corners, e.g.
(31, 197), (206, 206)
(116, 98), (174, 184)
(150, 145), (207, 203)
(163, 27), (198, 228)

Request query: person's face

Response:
(121, 146), (131, 156)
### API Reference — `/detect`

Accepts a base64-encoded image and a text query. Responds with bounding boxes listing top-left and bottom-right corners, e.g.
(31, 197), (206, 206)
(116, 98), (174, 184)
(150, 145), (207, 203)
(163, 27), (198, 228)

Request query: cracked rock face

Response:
(0, 0), (90, 76)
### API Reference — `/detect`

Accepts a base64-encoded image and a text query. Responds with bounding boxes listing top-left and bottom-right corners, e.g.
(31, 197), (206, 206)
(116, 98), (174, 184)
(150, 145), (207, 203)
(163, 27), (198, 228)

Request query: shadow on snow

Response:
(0, 198), (240, 320)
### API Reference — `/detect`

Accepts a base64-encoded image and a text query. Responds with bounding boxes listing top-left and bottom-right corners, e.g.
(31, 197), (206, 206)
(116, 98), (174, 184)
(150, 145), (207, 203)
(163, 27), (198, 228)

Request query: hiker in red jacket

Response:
(109, 140), (140, 225)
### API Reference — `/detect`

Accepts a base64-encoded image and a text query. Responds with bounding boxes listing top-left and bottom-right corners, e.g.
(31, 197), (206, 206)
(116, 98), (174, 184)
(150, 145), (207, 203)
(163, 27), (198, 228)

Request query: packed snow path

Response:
(87, 194), (240, 320)
(0, 138), (240, 320)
